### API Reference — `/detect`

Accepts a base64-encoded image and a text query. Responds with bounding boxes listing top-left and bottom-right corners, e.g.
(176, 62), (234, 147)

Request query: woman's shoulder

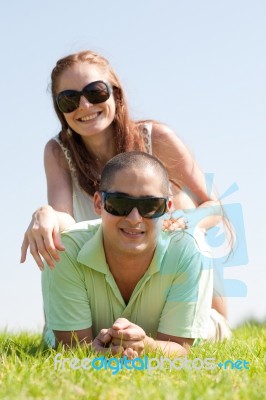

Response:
(136, 120), (175, 139)
(136, 120), (181, 155)
(44, 137), (62, 156)
(148, 122), (185, 158)
(151, 121), (177, 140)
(44, 136), (70, 171)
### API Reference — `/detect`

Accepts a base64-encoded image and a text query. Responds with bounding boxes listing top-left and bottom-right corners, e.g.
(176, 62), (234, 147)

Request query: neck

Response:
(105, 245), (156, 284)
(104, 248), (155, 304)
(81, 125), (116, 165)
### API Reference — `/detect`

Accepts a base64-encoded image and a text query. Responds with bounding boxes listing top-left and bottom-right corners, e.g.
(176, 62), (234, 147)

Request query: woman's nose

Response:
(78, 95), (93, 108)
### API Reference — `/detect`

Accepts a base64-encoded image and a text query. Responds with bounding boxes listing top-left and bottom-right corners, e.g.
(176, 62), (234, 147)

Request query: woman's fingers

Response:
(30, 235), (56, 270)
(20, 234), (29, 264)
(52, 229), (65, 252)
(162, 217), (187, 231)
(28, 240), (47, 271)
(22, 228), (61, 270)
(20, 206), (65, 269)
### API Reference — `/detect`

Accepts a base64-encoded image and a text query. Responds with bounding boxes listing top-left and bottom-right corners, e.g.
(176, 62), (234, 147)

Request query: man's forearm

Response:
(53, 328), (93, 347)
(144, 336), (189, 356)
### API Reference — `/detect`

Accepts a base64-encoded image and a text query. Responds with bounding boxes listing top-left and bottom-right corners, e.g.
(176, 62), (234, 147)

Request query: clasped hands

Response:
(92, 318), (148, 359)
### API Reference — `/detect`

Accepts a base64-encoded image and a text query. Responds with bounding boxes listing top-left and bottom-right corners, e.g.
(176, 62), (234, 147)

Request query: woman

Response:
(21, 50), (227, 318)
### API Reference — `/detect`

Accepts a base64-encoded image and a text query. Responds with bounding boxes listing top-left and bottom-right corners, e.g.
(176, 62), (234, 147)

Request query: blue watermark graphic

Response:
(165, 175), (249, 298)
(54, 354), (250, 375)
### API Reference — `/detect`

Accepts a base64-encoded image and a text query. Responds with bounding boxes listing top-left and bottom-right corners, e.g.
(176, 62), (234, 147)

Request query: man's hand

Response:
(92, 328), (124, 355)
(92, 319), (146, 359)
(108, 318), (146, 358)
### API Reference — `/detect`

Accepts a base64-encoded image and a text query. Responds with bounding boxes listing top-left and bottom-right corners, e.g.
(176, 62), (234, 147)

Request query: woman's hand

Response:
(20, 205), (66, 270)
(162, 217), (188, 231)
(162, 210), (188, 231)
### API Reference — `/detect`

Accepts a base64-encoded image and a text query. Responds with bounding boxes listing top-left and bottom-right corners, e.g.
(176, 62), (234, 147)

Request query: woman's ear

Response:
(94, 191), (102, 215)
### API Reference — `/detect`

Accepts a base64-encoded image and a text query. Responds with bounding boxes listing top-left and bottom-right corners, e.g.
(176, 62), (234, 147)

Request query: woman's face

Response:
(56, 62), (116, 141)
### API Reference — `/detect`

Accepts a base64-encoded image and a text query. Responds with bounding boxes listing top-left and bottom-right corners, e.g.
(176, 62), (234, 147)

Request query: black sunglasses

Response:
(101, 192), (168, 219)
(56, 80), (112, 113)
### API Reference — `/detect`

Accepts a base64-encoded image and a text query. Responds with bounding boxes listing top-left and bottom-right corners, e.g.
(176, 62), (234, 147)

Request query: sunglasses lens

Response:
(105, 197), (132, 216)
(84, 81), (111, 104)
(56, 81), (111, 113)
(103, 194), (167, 219)
(57, 92), (80, 113)
(139, 198), (166, 218)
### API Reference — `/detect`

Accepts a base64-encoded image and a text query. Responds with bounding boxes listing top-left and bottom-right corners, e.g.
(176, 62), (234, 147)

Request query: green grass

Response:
(1, 322), (266, 400)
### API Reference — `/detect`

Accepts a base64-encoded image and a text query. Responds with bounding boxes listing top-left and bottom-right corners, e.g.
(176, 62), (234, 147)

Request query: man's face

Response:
(94, 166), (171, 257)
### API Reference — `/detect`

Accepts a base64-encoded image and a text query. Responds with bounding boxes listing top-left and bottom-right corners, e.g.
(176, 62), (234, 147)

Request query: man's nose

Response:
(125, 207), (143, 223)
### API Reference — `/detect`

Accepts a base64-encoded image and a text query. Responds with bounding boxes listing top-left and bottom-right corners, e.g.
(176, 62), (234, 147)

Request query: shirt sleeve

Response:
(41, 235), (92, 331)
(158, 238), (213, 339)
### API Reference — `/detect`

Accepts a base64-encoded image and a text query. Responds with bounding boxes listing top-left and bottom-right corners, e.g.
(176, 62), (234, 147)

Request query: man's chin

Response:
(118, 243), (147, 255)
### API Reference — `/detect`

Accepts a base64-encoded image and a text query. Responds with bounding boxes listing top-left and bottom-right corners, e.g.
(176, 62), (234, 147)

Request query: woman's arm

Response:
(152, 123), (222, 228)
(152, 123), (228, 318)
(44, 139), (74, 215)
(20, 139), (76, 269)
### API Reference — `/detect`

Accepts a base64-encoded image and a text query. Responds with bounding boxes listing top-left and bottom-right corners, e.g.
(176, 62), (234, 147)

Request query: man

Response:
(42, 151), (225, 357)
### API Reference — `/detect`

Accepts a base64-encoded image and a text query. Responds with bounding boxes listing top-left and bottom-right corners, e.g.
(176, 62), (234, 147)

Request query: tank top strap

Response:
(139, 122), (153, 154)
(53, 135), (78, 179)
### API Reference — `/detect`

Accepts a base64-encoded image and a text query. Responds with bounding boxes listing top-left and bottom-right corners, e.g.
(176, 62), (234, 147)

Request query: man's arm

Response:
(42, 235), (93, 342)
(96, 318), (193, 357)
(145, 332), (193, 356)
(53, 327), (93, 347)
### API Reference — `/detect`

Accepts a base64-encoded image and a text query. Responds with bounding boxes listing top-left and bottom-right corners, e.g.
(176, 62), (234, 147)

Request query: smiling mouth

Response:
(120, 228), (145, 236)
(78, 112), (100, 122)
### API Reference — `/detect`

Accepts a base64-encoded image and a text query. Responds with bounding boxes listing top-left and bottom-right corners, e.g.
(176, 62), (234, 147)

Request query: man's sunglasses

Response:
(101, 192), (168, 219)
(56, 80), (112, 113)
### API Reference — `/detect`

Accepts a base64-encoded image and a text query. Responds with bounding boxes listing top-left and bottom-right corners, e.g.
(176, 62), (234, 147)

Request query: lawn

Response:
(1, 322), (265, 400)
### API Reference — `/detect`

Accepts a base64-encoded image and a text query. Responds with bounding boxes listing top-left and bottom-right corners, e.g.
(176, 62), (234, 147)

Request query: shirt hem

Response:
(48, 322), (92, 331)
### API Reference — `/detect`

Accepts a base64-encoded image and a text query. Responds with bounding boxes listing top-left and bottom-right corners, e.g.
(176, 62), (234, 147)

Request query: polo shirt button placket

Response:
(105, 274), (125, 307)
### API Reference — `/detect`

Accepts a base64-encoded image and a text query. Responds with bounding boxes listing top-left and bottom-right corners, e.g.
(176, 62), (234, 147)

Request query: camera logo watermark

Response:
(165, 176), (249, 298)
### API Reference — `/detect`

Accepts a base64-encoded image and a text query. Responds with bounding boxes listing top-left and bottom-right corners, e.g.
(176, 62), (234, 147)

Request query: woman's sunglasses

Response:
(101, 192), (168, 219)
(56, 80), (112, 113)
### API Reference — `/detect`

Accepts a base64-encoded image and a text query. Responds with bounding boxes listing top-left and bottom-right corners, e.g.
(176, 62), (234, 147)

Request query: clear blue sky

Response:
(1, 0), (265, 332)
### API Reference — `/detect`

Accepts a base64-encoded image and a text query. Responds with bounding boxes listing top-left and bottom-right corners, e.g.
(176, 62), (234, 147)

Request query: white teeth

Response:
(123, 229), (143, 235)
(80, 113), (98, 121)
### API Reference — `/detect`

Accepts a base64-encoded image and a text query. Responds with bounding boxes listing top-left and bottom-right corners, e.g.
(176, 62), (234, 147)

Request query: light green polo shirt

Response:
(42, 221), (213, 340)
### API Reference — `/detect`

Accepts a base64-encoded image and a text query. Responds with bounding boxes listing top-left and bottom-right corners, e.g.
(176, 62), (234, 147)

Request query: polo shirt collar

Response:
(77, 225), (109, 274)
(77, 225), (171, 275)
(147, 231), (171, 275)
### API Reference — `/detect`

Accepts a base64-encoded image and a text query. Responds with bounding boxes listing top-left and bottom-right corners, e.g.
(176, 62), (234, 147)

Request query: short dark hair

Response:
(99, 151), (169, 195)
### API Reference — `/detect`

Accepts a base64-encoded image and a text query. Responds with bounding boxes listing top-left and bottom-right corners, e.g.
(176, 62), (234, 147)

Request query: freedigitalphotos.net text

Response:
(54, 353), (249, 375)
